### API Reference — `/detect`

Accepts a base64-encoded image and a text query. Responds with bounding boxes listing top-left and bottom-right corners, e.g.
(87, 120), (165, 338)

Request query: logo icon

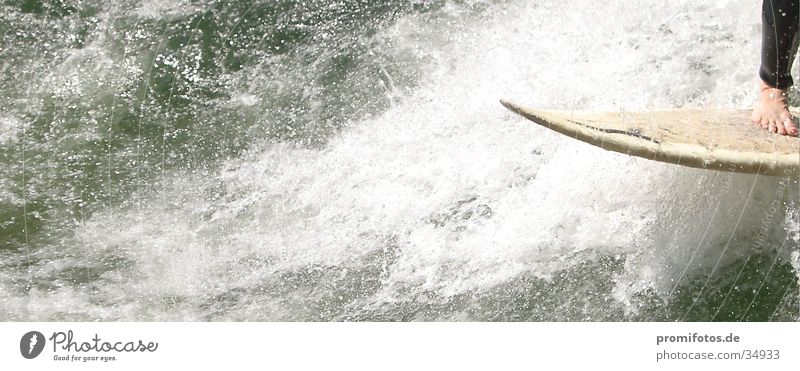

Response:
(20, 331), (45, 359)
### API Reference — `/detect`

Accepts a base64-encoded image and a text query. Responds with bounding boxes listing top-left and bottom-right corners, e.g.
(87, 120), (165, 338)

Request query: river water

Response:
(1, 0), (798, 321)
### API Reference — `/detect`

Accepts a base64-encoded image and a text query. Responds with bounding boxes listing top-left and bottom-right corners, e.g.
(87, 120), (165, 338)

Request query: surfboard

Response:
(500, 100), (800, 176)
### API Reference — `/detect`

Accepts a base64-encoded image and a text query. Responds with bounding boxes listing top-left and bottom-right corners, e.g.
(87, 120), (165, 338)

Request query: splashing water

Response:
(0, 0), (798, 321)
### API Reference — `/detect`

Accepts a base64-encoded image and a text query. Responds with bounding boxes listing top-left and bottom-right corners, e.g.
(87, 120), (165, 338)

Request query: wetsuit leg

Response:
(761, 0), (800, 89)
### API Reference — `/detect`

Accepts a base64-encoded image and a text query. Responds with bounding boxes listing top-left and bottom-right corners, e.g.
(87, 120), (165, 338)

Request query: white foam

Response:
(135, 0), (203, 20)
(19, 0), (800, 319)
(0, 115), (24, 145)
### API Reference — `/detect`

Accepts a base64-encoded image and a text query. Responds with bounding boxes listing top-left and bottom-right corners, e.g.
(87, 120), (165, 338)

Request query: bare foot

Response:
(751, 81), (798, 136)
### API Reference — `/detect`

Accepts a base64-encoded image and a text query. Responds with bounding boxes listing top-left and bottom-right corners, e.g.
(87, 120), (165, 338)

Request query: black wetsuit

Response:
(761, 0), (800, 88)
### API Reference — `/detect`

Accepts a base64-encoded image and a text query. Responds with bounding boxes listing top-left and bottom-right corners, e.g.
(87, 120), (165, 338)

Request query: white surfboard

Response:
(500, 100), (800, 176)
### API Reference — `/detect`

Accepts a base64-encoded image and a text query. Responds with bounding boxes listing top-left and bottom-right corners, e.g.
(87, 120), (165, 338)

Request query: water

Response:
(1, 0), (798, 321)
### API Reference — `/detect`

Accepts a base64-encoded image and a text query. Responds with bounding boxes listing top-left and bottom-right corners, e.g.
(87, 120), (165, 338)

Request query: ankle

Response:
(759, 87), (788, 103)
(759, 81), (788, 95)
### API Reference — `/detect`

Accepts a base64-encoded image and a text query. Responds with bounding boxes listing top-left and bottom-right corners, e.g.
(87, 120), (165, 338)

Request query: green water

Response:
(0, 0), (798, 321)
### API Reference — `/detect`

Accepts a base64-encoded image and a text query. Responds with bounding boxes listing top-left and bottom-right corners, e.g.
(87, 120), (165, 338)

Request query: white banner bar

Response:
(1, 322), (798, 370)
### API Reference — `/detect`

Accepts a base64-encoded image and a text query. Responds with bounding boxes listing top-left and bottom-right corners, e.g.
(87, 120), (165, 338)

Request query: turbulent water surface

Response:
(1, 0), (799, 321)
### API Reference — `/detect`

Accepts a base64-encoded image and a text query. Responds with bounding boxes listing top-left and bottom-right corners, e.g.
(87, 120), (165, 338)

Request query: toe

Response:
(787, 118), (799, 136)
(769, 120), (778, 133)
(760, 118), (769, 129)
(776, 120), (787, 135)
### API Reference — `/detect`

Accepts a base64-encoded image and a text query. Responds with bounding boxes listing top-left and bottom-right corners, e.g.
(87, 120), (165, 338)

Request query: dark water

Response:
(0, 0), (798, 321)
